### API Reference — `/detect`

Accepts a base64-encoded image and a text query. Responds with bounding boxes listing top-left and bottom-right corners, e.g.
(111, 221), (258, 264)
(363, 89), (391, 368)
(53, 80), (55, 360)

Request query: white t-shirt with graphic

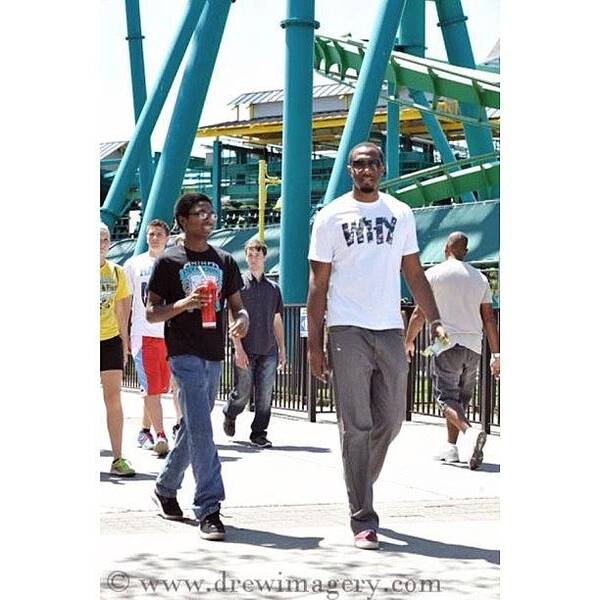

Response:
(123, 252), (165, 340)
(308, 191), (419, 330)
(425, 258), (493, 355)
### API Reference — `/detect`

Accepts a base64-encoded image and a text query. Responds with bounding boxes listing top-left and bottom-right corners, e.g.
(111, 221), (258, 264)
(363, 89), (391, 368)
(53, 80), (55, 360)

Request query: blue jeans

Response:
(223, 351), (277, 441)
(156, 355), (223, 521)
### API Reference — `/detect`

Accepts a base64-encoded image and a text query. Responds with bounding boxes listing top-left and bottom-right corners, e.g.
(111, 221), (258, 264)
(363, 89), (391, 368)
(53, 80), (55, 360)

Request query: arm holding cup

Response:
(146, 289), (201, 323)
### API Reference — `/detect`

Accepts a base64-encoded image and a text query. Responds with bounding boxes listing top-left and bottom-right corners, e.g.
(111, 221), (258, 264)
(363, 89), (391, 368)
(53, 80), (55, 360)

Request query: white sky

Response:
(100, 0), (500, 153)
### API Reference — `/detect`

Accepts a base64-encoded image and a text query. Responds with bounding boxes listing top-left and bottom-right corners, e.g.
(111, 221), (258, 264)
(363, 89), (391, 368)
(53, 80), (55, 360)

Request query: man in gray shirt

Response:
(223, 239), (286, 448)
(405, 231), (500, 470)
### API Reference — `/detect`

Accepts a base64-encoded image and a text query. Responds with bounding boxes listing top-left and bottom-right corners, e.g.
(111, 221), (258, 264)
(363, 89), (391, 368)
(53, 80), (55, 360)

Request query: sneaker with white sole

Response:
(199, 510), (225, 541)
(153, 433), (169, 457)
(460, 427), (487, 470)
(110, 457), (135, 477)
(354, 529), (379, 550)
(434, 443), (459, 463)
(137, 430), (155, 450)
(250, 436), (272, 448)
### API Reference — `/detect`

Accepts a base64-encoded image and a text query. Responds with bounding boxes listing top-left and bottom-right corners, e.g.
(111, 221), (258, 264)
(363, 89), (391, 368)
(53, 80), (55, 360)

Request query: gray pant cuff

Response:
(438, 398), (465, 413)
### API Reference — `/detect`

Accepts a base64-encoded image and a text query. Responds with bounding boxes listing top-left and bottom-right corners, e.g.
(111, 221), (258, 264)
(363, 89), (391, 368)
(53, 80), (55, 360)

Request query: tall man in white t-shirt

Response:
(124, 220), (172, 456)
(405, 232), (500, 470)
(307, 141), (446, 550)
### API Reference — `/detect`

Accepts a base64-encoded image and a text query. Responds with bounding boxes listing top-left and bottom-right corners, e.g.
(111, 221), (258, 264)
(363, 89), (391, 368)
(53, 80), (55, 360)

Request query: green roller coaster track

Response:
(313, 34), (501, 206)
(314, 34), (500, 111)
(382, 152), (500, 207)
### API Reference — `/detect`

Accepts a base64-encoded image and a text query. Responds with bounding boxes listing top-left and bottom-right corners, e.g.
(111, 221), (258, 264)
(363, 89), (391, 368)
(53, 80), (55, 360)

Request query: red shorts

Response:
(132, 336), (170, 395)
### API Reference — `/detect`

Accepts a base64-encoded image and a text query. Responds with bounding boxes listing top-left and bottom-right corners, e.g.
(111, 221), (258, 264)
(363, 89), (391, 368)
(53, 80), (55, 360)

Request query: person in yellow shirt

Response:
(100, 223), (135, 477)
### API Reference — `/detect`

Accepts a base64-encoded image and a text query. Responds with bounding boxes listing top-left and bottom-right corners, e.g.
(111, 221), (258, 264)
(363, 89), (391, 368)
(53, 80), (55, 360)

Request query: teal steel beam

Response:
(386, 0), (424, 182)
(124, 0), (155, 211)
(399, 0), (474, 201)
(408, 89), (461, 165)
(212, 138), (222, 228)
(398, 0), (425, 56)
(385, 79), (400, 180)
(134, 0), (232, 254)
(323, 0), (408, 204)
(279, 0), (318, 303)
(100, 0), (206, 229)
(434, 0), (498, 199)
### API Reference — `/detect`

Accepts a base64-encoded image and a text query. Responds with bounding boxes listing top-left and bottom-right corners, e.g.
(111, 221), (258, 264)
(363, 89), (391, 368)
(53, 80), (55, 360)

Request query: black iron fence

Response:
(218, 304), (335, 420)
(123, 305), (500, 431)
(403, 306), (500, 432)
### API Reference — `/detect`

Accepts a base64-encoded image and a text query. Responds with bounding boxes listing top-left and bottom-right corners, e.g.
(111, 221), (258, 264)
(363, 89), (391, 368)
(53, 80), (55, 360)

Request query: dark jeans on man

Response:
(223, 350), (278, 441)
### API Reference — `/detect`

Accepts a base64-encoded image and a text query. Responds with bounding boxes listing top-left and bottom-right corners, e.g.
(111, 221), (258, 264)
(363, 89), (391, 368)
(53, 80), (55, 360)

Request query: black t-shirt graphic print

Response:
(148, 245), (243, 361)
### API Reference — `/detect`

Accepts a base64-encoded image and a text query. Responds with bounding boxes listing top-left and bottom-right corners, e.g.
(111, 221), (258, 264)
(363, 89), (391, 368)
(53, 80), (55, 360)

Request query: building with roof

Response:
(197, 82), (481, 151)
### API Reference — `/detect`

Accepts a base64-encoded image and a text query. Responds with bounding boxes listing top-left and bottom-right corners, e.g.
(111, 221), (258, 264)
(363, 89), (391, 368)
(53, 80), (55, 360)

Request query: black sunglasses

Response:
(350, 158), (382, 170)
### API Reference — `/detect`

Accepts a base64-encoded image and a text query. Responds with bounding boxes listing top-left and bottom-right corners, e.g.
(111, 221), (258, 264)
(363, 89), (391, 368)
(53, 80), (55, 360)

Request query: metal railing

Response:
(122, 304), (500, 430)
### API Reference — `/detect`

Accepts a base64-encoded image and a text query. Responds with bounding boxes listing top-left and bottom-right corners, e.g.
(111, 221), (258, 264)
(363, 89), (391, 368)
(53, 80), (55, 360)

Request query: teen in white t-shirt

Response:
(126, 252), (165, 340)
(123, 220), (174, 456)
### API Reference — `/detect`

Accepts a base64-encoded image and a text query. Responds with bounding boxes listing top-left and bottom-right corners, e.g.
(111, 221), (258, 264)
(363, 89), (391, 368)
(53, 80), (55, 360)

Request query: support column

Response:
(399, 0), (474, 201)
(434, 0), (498, 199)
(385, 80), (400, 180)
(100, 0), (207, 229)
(279, 0), (319, 303)
(212, 137), (222, 228)
(134, 0), (233, 254)
(124, 0), (155, 211)
(323, 0), (408, 204)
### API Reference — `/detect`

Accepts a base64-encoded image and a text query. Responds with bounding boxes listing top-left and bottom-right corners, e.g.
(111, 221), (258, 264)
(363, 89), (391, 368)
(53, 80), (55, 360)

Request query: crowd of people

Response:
(99, 142), (499, 549)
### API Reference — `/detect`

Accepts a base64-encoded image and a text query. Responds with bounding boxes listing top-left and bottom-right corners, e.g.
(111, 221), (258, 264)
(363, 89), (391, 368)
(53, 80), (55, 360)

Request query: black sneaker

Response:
(250, 436), (272, 448)
(223, 416), (236, 437)
(199, 510), (225, 540)
(152, 489), (183, 520)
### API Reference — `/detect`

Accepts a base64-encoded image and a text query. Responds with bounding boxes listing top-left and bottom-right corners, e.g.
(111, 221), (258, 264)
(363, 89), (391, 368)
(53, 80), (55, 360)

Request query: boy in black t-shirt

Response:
(146, 193), (249, 541)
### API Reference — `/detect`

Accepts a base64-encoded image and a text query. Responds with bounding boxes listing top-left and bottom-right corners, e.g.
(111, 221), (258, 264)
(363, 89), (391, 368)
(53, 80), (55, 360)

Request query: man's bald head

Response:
(445, 231), (468, 260)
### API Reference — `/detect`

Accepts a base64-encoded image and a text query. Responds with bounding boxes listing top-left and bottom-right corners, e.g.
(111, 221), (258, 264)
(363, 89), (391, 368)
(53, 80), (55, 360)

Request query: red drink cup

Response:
(198, 280), (217, 329)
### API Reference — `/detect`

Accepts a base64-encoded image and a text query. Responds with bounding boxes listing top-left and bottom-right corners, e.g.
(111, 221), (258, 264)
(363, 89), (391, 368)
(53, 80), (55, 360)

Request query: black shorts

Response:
(100, 335), (123, 372)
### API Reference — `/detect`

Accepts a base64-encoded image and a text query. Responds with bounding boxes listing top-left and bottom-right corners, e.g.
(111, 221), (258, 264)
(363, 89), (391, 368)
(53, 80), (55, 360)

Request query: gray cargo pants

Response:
(327, 326), (408, 534)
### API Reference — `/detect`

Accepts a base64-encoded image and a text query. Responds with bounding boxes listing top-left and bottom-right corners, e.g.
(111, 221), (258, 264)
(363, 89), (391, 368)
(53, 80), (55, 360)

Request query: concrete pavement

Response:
(100, 390), (500, 599)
